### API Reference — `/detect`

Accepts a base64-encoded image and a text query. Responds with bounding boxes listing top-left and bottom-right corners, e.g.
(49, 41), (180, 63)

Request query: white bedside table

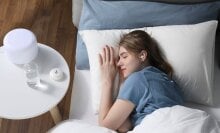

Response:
(0, 43), (70, 124)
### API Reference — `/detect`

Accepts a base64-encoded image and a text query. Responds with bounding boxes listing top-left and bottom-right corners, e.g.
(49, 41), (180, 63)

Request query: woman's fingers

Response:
(99, 53), (103, 65)
(102, 47), (106, 63)
(101, 45), (115, 64)
(105, 45), (110, 62)
(110, 46), (114, 64)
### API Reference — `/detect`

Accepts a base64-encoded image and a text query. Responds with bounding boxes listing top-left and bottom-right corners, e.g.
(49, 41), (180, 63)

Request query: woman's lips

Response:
(121, 68), (126, 74)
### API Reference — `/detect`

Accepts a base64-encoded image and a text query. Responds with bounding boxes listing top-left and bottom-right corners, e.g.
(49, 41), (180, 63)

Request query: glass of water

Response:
(23, 62), (40, 88)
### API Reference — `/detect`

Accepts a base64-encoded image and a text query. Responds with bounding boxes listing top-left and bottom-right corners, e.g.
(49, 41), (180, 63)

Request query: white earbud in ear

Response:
(140, 55), (145, 62)
(139, 50), (147, 62)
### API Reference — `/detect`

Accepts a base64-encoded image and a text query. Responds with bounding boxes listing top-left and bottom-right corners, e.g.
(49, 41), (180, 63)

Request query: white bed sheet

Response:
(69, 61), (220, 125)
(69, 69), (98, 125)
(50, 105), (219, 133)
(48, 59), (220, 133)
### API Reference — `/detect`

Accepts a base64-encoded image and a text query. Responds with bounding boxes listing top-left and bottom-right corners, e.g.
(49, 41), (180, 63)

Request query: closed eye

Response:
(119, 52), (128, 59)
(122, 55), (128, 59)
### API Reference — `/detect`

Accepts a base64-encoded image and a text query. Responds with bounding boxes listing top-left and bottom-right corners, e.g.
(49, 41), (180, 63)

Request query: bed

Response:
(49, 0), (220, 132)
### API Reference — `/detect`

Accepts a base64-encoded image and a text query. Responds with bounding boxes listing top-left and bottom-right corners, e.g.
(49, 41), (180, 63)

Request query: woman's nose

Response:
(117, 59), (121, 67)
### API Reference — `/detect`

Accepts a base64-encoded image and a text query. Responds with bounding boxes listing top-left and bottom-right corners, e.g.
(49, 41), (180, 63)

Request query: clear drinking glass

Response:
(23, 62), (40, 88)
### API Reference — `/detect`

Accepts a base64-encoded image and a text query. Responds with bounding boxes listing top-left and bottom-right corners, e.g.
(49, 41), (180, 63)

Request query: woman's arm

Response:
(117, 118), (133, 133)
(98, 46), (134, 131)
(99, 99), (134, 131)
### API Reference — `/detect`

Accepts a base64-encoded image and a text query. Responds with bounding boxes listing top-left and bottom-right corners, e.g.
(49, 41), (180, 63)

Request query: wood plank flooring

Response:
(0, 0), (76, 132)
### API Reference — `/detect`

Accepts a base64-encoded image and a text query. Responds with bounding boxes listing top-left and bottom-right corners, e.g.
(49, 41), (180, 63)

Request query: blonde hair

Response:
(119, 30), (173, 77)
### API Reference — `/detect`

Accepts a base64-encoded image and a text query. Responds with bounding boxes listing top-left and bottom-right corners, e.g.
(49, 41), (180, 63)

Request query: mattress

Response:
(69, 61), (220, 125)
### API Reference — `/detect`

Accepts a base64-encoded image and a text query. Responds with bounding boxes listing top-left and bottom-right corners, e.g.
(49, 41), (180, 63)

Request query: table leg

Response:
(50, 106), (62, 124)
(0, 118), (2, 129)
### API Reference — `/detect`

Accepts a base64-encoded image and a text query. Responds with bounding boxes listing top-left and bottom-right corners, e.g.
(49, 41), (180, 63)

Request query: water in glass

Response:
(23, 62), (40, 88)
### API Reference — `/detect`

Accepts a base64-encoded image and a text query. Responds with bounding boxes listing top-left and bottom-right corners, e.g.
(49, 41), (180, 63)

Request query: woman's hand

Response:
(99, 45), (117, 88)
(98, 46), (135, 131)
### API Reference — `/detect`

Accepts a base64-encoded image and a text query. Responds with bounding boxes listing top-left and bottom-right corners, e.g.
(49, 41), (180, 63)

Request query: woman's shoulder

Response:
(142, 66), (163, 73)
(127, 69), (145, 81)
(125, 66), (165, 84)
(127, 66), (155, 79)
(142, 66), (168, 77)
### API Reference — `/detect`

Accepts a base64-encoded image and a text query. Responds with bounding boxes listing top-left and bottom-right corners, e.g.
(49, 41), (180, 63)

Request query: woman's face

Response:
(117, 46), (143, 78)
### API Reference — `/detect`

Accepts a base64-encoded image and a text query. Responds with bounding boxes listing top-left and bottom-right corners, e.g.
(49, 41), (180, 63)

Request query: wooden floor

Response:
(0, 0), (76, 133)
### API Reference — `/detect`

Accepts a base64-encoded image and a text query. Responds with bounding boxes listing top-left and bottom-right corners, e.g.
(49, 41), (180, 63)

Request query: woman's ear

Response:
(139, 50), (147, 62)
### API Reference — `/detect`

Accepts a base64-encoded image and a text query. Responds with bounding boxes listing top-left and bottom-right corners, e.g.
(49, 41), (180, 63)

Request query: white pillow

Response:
(79, 20), (218, 114)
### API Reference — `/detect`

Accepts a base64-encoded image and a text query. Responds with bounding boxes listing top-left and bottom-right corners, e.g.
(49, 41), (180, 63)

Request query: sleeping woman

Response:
(98, 30), (184, 133)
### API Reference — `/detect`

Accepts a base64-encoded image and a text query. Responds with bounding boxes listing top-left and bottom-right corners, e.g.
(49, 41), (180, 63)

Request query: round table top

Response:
(0, 43), (70, 119)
